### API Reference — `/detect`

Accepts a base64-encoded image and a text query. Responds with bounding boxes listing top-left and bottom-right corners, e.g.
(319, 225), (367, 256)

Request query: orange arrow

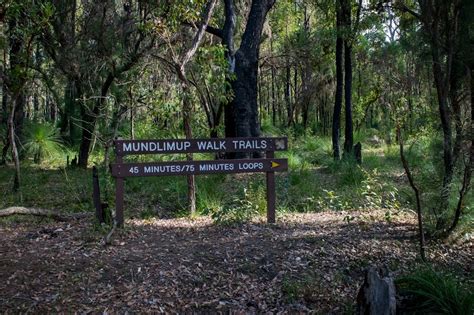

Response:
(271, 161), (280, 168)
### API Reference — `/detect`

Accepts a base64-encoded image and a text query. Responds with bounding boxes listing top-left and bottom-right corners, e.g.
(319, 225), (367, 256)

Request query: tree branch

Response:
(182, 21), (223, 38)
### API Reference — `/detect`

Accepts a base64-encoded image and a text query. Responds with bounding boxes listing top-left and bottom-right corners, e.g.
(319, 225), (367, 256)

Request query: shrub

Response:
(211, 188), (262, 225)
(397, 267), (474, 314)
(23, 122), (64, 163)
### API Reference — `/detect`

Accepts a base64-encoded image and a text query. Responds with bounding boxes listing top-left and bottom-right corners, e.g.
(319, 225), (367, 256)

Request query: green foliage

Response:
(210, 187), (265, 225)
(397, 267), (474, 314)
(0, 165), (92, 212)
(281, 276), (316, 303)
(316, 189), (351, 211)
(327, 159), (366, 187)
(359, 168), (401, 210)
(23, 122), (64, 163)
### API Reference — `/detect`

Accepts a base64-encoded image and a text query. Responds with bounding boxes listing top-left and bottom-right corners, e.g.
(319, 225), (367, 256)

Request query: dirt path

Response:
(0, 210), (472, 313)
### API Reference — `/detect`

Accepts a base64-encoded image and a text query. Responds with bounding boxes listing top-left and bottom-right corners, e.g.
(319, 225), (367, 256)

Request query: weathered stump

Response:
(356, 265), (396, 315)
(354, 142), (362, 165)
(92, 166), (108, 224)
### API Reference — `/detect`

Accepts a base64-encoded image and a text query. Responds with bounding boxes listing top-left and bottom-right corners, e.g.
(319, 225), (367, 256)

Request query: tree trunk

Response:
(417, 0), (458, 232)
(285, 61), (292, 127)
(342, 0), (353, 158)
(175, 0), (217, 213)
(398, 127), (426, 261)
(447, 67), (474, 234)
(343, 41), (353, 157)
(183, 87), (196, 215)
(60, 79), (79, 144)
(225, 0), (276, 148)
(8, 97), (21, 193)
(78, 74), (114, 168)
(332, 0), (344, 160)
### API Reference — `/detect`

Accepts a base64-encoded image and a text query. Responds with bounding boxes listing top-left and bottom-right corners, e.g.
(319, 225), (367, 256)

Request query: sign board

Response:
(111, 158), (288, 177)
(111, 137), (288, 227)
(114, 137), (288, 155)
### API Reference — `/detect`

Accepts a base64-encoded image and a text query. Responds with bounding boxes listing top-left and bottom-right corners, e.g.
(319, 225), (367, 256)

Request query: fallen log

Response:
(0, 207), (91, 221)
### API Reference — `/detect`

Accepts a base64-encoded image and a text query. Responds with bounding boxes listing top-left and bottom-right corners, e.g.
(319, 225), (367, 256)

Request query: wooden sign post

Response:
(111, 137), (288, 226)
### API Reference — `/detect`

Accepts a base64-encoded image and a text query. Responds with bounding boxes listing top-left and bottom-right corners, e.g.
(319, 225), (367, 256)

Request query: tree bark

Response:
(224, 0), (276, 152)
(332, 0), (344, 160)
(446, 67), (474, 234)
(343, 41), (353, 157)
(175, 0), (217, 214)
(285, 61), (292, 127)
(78, 73), (114, 168)
(342, 0), (354, 158)
(418, 1), (457, 231)
(398, 127), (426, 261)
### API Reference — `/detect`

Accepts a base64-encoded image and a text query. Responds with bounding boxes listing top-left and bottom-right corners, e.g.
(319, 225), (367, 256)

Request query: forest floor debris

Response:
(0, 210), (472, 313)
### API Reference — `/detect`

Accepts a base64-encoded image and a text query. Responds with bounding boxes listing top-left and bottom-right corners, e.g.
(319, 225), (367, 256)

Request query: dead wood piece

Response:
(102, 220), (118, 246)
(0, 207), (91, 221)
(357, 265), (396, 315)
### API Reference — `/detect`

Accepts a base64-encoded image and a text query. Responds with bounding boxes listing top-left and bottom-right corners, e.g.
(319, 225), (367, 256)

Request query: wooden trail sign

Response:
(111, 137), (288, 227)
(111, 159), (288, 177)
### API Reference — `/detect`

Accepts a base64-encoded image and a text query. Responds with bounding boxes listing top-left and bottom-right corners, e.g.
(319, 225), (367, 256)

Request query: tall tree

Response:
(2, 1), (36, 192)
(342, 0), (353, 156)
(174, 0), (218, 214)
(396, 0), (473, 233)
(40, 0), (157, 167)
(332, 0), (344, 160)
(224, 0), (276, 152)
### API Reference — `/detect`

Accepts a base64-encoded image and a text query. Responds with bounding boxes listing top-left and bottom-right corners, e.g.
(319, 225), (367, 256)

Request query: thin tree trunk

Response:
(8, 96), (21, 193)
(183, 86), (196, 214)
(446, 68), (474, 234)
(176, 0), (217, 214)
(285, 61), (292, 127)
(332, 0), (344, 160)
(343, 40), (353, 156)
(342, 0), (353, 157)
(398, 127), (426, 262)
(78, 74), (114, 168)
(222, 0), (236, 141)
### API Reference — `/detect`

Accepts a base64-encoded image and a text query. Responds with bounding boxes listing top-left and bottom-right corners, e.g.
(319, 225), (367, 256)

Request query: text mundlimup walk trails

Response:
(111, 137), (288, 226)
(114, 137), (287, 155)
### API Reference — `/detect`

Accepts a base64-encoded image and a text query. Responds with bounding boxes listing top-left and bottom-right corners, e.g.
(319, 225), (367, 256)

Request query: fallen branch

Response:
(0, 207), (91, 221)
(102, 220), (118, 246)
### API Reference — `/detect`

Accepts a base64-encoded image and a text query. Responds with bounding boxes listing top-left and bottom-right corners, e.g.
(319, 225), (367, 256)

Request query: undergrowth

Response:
(397, 267), (474, 314)
(0, 132), (471, 232)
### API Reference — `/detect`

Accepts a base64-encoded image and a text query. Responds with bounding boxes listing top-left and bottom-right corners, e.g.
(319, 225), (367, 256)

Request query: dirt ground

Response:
(0, 210), (472, 313)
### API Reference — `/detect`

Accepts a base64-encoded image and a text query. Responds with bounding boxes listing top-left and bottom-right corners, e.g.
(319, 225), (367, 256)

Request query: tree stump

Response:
(354, 142), (362, 165)
(356, 265), (396, 315)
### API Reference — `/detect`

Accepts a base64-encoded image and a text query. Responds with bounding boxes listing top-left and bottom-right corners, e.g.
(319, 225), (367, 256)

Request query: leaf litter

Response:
(0, 210), (472, 313)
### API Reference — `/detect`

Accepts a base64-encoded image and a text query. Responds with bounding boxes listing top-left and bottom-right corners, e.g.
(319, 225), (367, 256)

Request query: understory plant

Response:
(396, 267), (474, 314)
(23, 122), (64, 163)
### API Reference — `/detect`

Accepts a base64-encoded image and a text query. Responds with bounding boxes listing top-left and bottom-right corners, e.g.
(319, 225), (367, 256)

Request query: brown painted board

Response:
(111, 158), (288, 177)
(114, 137), (288, 155)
